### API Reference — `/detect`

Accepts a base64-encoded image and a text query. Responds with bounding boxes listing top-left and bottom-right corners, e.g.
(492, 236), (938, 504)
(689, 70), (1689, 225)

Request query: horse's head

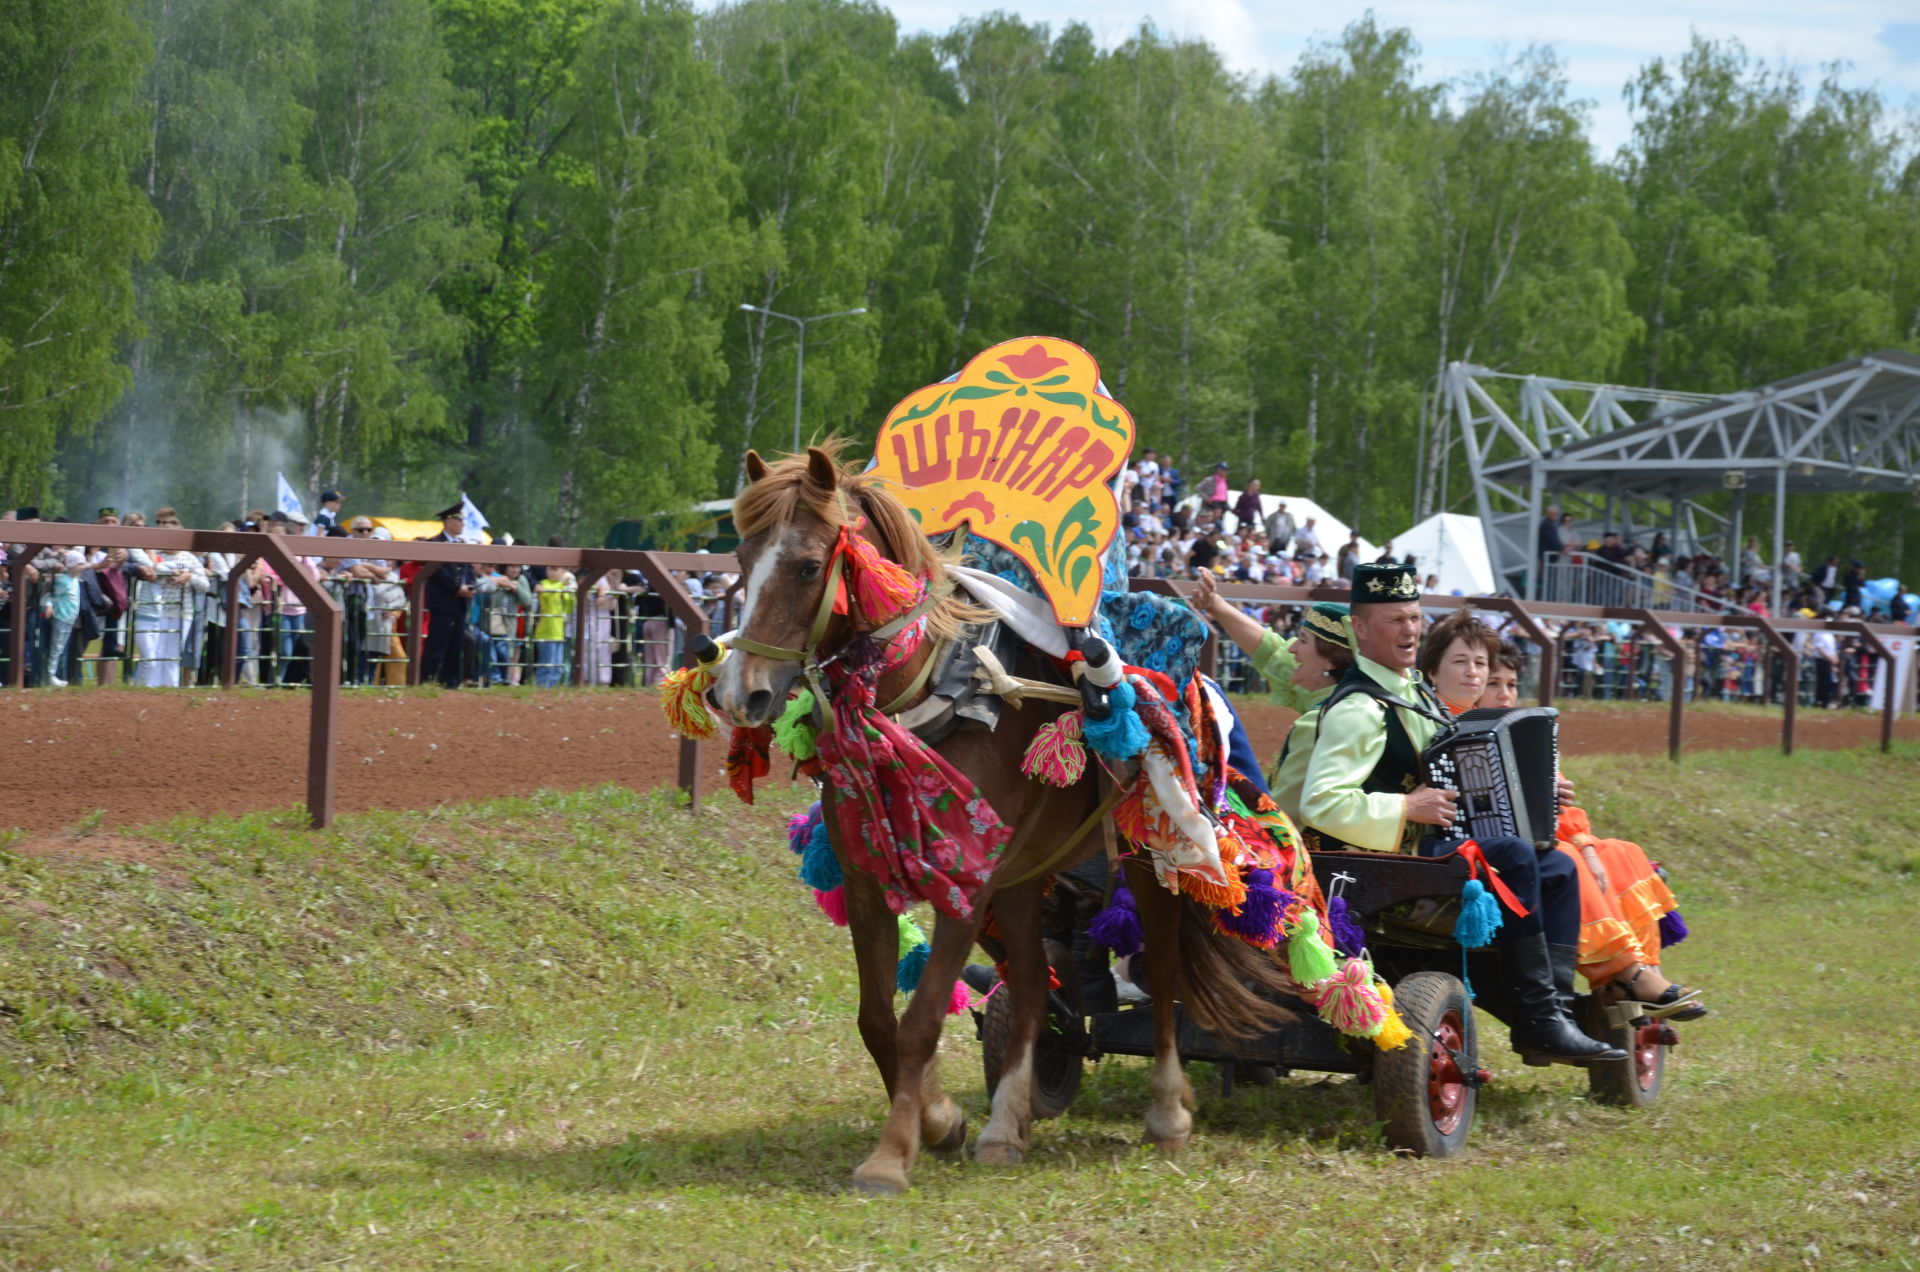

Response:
(714, 445), (857, 727)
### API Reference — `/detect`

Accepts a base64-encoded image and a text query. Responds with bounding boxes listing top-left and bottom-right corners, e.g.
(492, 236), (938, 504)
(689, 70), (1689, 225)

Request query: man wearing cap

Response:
(1299, 562), (1622, 1066)
(314, 491), (344, 533)
(420, 503), (478, 689)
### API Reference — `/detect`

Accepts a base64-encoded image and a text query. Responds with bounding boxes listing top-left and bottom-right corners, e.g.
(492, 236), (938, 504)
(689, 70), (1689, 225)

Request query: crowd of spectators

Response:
(0, 498), (730, 692)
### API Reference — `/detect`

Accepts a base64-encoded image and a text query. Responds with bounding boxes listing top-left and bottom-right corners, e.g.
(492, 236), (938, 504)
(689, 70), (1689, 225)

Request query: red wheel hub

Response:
(1633, 1022), (1663, 1091)
(1428, 1010), (1469, 1134)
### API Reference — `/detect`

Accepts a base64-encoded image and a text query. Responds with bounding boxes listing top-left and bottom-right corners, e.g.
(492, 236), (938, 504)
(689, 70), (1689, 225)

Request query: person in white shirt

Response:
(128, 512), (210, 687)
(1801, 627), (1839, 707)
(1292, 518), (1321, 558)
(1264, 501), (1296, 555)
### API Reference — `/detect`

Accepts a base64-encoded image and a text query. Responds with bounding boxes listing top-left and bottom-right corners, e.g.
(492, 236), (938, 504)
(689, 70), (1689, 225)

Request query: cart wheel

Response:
(1584, 1000), (1668, 1108)
(981, 939), (1084, 1120)
(1372, 971), (1476, 1158)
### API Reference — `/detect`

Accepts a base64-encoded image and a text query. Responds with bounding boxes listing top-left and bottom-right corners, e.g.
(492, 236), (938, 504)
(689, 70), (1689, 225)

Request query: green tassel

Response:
(1288, 911), (1337, 986)
(897, 913), (927, 960)
(772, 690), (818, 760)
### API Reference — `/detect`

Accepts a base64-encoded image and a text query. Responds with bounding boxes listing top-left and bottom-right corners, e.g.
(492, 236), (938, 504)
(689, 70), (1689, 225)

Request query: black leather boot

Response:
(1500, 934), (1627, 1065)
(1548, 942), (1580, 1014)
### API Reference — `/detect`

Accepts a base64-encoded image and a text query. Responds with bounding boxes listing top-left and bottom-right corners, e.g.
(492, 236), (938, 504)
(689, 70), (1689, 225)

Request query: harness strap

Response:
(995, 776), (1131, 890)
(728, 551), (849, 664)
(878, 635), (947, 716)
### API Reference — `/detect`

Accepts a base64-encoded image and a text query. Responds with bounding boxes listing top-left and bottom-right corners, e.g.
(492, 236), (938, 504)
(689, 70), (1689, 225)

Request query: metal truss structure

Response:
(1441, 349), (1920, 605)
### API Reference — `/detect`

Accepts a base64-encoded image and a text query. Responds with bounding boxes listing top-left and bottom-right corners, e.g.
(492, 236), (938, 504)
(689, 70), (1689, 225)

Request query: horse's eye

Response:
(795, 559), (821, 580)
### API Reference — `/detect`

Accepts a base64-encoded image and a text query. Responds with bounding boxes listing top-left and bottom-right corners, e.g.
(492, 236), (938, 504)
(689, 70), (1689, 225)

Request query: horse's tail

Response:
(1171, 896), (1298, 1041)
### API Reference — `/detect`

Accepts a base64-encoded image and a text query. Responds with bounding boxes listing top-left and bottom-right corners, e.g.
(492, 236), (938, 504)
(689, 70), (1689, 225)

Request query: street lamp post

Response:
(738, 303), (868, 451)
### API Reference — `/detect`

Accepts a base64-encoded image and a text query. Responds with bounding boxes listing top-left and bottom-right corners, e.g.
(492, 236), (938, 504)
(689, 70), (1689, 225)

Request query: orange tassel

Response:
(845, 531), (924, 622)
(1173, 867), (1248, 913)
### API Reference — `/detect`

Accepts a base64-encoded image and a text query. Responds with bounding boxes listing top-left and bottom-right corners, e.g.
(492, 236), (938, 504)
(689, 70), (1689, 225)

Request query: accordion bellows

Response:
(1424, 707), (1561, 849)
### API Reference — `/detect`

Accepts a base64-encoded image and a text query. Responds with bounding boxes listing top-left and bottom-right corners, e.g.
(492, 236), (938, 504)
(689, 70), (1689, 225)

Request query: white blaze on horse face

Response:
(714, 529), (789, 715)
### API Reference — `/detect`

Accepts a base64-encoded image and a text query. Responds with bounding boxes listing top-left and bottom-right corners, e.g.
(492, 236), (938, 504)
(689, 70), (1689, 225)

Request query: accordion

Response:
(1423, 706), (1561, 850)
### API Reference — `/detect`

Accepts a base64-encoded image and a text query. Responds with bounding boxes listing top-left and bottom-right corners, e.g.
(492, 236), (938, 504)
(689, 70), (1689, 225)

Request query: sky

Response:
(880, 1), (1920, 156)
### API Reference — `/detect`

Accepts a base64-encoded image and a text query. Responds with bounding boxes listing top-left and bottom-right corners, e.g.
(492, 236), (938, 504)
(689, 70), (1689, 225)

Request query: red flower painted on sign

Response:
(998, 344), (1069, 381)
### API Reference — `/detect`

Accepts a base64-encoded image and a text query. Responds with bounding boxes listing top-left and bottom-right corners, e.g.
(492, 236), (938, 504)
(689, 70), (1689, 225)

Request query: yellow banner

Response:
(870, 337), (1134, 625)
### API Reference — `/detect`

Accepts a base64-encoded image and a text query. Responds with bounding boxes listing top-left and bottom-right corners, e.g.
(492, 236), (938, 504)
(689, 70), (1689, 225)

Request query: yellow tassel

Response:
(1372, 977), (1413, 1051)
(661, 646), (727, 740)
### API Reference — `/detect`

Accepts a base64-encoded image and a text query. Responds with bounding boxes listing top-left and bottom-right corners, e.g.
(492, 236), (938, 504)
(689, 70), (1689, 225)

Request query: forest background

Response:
(4, 0), (1919, 565)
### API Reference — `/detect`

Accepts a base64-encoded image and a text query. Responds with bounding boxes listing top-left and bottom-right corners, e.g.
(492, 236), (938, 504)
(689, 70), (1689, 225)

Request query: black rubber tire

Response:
(981, 939), (1084, 1120)
(1372, 970), (1476, 1158)
(1583, 999), (1667, 1108)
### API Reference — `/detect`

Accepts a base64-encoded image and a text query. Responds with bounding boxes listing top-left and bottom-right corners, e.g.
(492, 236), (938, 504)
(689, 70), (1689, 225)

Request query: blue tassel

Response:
(1453, 878), (1502, 948)
(798, 821), (842, 891)
(896, 942), (930, 993)
(1658, 909), (1689, 948)
(1088, 883), (1144, 957)
(1083, 679), (1150, 761)
(1327, 895), (1367, 958)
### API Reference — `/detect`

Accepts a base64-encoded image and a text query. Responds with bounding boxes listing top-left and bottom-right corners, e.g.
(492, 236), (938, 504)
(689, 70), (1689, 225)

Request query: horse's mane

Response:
(733, 438), (986, 644)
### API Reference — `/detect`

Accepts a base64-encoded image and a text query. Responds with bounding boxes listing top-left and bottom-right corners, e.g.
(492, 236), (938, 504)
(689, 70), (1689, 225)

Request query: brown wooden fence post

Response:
(1842, 621), (1900, 754)
(256, 535), (342, 830)
(1611, 607), (1686, 761)
(6, 552), (31, 688)
(220, 554), (258, 689)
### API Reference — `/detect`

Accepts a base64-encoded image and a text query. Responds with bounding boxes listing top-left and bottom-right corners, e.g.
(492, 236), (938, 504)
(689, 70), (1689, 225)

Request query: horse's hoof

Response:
(851, 1167), (910, 1197)
(926, 1103), (968, 1156)
(973, 1140), (1025, 1166)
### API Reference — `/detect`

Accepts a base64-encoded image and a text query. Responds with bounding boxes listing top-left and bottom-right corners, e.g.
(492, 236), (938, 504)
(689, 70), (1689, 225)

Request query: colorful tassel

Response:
(846, 531), (925, 622)
(1286, 910), (1338, 987)
(798, 821), (842, 891)
(1372, 979), (1414, 1051)
(1088, 883), (1143, 957)
(897, 914), (927, 959)
(660, 660), (719, 739)
(1659, 909), (1690, 948)
(773, 690), (819, 760)
(1083, 679), (1150, 761)
(786, 805), (817, 855)
(1172, 864), (1248, 913)
(1327, 895), (1367, 959)
(1315, 957), (1389, 1037)
(1212, 868), (1289, 949)
(1021, 711), (1088, 787)
(813, 886), (848, 926)
(1454, 878), (1503, 949)
(897, 942), (931, 993)
(947, 979), (973, 1015)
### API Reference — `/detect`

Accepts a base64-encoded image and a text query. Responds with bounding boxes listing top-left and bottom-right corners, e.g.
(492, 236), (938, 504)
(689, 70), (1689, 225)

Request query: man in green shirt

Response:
(1299, 563), (1622, 1066)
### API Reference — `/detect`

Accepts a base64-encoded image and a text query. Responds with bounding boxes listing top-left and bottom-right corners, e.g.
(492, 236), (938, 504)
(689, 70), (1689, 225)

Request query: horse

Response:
(712, 443), (1293, 1194)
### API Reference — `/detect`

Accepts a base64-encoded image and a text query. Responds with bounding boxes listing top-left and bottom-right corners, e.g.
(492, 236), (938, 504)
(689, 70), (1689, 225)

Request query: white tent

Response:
(1382, 512), (1497, 596)
(1214, 492), (1378, 564)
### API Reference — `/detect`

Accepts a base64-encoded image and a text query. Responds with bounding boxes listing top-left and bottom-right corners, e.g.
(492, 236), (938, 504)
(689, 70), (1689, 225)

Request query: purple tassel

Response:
(787, 804), (818, 856)
(1658, 909), (1689, 948)
(1327, 896), (1367, 959)
(1213, 868), (1290, 948)
(1089, 884), (1144, 958)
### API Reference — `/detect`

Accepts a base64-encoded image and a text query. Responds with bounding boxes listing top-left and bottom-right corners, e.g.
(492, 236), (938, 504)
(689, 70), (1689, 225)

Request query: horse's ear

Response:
(805, 446), (839, 492)
(744, 450), (768, 484)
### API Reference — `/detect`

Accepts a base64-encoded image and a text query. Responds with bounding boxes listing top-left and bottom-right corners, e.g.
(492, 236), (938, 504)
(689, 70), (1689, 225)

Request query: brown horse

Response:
(713, 444), (1292, 1194)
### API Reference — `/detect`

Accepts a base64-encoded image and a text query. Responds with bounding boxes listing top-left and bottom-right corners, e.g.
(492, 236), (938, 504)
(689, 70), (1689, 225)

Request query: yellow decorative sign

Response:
(870, 336), (1135, 626)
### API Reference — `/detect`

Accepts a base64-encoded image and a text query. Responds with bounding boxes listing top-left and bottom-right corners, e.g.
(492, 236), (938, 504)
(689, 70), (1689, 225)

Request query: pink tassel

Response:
(846, 532), (924, 621)
(947, 980), (973, 1015)
(1314, 957), (1388, 1037)
(813, 886), (849, 927)
(1020, 711), (1087, 787)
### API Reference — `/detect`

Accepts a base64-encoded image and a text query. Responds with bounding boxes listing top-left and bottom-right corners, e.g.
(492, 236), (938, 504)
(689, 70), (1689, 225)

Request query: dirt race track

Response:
(3, 687), (1915, 837)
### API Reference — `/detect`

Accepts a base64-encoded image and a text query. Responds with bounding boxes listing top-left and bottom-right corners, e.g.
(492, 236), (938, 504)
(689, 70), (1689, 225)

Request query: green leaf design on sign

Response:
(1033, 374), (1071, 386)
(888, 391), (950, 430)
(951, 385), (1011, 401)
(1036, 390), (1087, 409)
(1089, 398), (1128, 438)
(1051, 497), (1102, 597)
(1010, 518), (1048, 566)
(984, 370), (1018, 384)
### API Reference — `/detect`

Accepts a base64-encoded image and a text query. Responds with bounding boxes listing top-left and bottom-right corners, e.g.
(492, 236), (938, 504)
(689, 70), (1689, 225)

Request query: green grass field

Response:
(3, 745), (1917, 1270)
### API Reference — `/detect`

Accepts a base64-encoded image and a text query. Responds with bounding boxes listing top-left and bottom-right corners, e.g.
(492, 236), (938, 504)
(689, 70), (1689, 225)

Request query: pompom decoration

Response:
(1315, 957), (1389, 1037)
(1286, 910), (1338, 987)
(1372, 979), (1414, 1051)
(1021, 711), (1088, 787)
(660, 660), (718, 739)
(1083, 679), (1151, 761)
(798, 820), (843, 891)
(897, 914), (928, 958)
(1658, 909), (1690, 949)
(845, 531), (925, 622)
(1088, 884), (1144, 958)
(947, 980), (974, 1016)
(897, 942), (931, 993)
(813, 886), (849, 926)
(786, 806), (817, 855)
(773, 690), (819, 760)
(1327, 895), (1368, 959)
(1212, 868), (1289, 949)
(1453, 878), (1503, 949)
